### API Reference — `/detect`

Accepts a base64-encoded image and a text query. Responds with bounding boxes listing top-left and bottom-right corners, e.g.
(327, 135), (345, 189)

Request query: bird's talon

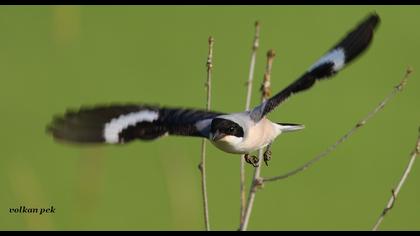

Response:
(244, 154), (259, 168)
(264, 159), (269, 167)
(244, 154), (252, 164)
(251, 155), (259, 167)
(263, 150), (272, 166)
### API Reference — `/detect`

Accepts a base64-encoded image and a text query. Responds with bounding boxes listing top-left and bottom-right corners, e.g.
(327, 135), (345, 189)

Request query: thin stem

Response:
(372, 127), (420, 231)
(263, 67), (413, 183)
(240, 49), (276, 231)
(245, 21), (261, 111)
(198, 36), (214, 231)
(240, 21), (261, 225)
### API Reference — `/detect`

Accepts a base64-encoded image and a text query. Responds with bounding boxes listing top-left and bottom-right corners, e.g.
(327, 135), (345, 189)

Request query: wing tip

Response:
(363, 12), (381, 34)
(46, 110), (108, 144)
(368, 12), (381, 27)
(334, 12), (381, 66)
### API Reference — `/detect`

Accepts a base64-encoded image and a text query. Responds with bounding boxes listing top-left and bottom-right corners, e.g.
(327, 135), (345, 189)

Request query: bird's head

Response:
(210, 118), (244, 143)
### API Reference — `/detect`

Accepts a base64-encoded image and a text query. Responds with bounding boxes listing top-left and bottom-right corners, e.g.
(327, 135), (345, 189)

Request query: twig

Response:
(198, 36), (214, 231)
(240, 49), (276, 231)
(372, 127), (420, 231)
(245, 21), (261, 111)
(240, 21), (261, 225)
(263, 67), (413, 183)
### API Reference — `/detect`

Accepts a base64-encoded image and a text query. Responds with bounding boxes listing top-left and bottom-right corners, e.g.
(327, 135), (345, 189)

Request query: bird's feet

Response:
(244, 153), (259, 167)
(263, 145), (272, 166)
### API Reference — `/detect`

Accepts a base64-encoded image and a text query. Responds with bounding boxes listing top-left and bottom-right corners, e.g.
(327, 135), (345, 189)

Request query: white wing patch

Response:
(103, 110), (159, 143)
(195, 118), (213, 137)
(309, 48), (346, 72)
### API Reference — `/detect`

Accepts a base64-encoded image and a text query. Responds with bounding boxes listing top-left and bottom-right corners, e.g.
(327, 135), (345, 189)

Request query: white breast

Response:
(210, 135), (245, 154)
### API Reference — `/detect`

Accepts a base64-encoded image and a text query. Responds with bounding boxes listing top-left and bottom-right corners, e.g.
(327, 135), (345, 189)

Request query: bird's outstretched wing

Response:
(47, 104), (225, 144)
(250, 13), (380, 121)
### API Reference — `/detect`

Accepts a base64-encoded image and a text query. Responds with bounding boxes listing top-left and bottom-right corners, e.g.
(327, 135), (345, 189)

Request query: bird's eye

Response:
(228, 126), (235, 132)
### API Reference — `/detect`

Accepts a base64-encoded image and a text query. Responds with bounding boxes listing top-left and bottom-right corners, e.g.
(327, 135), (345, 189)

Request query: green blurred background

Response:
(0, 6), (419, 230)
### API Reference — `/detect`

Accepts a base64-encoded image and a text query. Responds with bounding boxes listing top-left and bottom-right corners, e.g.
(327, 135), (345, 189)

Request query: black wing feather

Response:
(251, 13), (380, 121)
(47, 104), (224, 144)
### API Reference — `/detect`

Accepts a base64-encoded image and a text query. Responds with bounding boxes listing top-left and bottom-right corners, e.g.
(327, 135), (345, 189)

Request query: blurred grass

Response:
(0, 6), (419, 230)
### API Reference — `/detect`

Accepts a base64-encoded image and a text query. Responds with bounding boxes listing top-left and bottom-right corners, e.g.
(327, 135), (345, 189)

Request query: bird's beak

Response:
(211, 130), (226, 141)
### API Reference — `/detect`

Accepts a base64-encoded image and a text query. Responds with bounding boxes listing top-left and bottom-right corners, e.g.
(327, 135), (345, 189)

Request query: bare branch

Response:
(240, 21), (261, 225)
(263, 67), (413, 183)
(372, 127), (420, 231)
(240, 49), (276, 231)
(198, 36), (214, 231)
(244, 21), (261, 111)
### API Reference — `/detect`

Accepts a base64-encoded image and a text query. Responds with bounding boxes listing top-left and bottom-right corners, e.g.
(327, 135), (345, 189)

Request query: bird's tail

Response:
(277, 123), (305, 133)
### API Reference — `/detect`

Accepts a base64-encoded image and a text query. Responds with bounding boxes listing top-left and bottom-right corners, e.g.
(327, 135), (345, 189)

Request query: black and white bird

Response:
(47, 14), (380, 166)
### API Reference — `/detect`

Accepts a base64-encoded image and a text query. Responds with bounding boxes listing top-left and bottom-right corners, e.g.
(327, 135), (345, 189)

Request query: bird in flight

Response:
(47, 13), (380, 167)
